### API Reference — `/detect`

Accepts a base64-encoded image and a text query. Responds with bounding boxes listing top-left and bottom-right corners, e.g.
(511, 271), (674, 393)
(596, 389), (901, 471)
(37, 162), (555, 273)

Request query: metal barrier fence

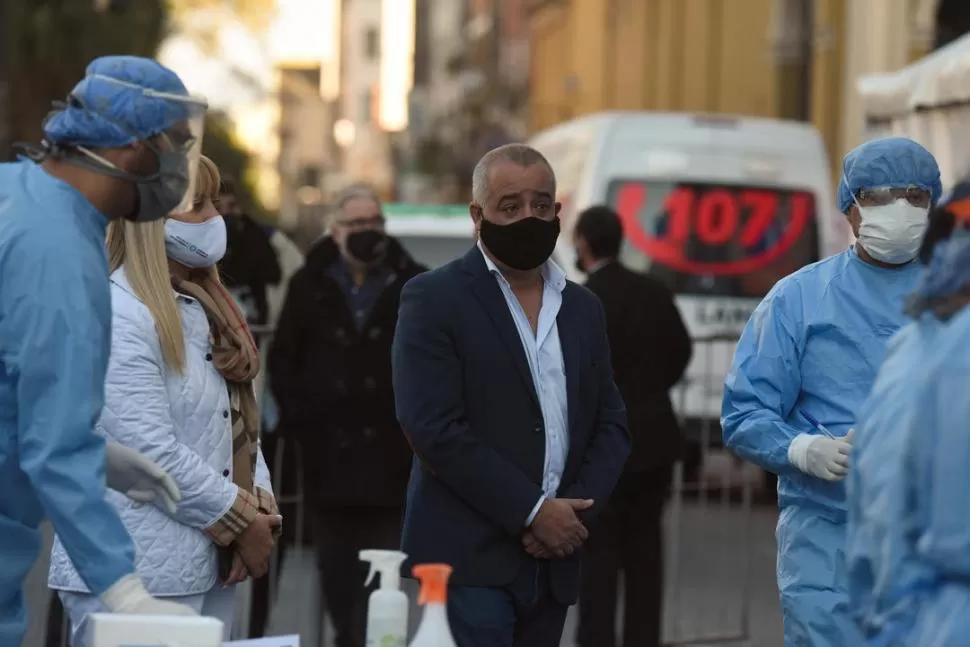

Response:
(33, 328), (758, 646)
(664, 333), (755, 645)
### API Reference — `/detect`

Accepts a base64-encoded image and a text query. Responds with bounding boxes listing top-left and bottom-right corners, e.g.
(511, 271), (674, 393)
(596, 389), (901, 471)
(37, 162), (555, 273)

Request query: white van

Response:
(383, 203), (475, 268)
(529, 111), (850, 448)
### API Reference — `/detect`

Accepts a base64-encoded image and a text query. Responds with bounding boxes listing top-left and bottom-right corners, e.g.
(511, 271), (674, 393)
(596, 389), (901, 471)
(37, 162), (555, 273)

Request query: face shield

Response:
(143, 90), (207, 214)
(45, 71), (209, 221)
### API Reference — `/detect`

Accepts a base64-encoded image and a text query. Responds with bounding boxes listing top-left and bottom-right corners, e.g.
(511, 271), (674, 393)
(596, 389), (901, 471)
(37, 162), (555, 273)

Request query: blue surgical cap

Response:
(838, 137), (942, 214)
(44, 56), (191, 148)
(909, 228), (970, 314)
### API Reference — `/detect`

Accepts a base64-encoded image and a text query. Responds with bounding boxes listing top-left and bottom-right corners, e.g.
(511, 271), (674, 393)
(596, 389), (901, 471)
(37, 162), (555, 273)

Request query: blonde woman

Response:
(48, 156), (281, 644)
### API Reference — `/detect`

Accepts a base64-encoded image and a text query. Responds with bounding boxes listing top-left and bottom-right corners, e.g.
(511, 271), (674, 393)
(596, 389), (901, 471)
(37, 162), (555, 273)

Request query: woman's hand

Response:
(223, 551), (250, 587)
(236, 513), (282, 578)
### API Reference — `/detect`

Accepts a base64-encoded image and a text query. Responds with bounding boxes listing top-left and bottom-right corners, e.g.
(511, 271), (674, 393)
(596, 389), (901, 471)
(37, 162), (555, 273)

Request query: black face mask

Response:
(346, 230), (387, 265)
(479, 213), (561, 271)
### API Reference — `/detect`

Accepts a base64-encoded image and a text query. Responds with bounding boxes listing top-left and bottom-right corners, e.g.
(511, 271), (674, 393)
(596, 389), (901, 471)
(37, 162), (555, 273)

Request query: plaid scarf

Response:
(172, 268), (261, 495)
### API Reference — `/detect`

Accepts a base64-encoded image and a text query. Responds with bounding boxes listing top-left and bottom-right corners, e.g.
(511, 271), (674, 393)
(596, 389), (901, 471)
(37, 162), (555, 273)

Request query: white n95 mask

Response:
(164, 216), (228, 268)
(855, 199), (928, 264)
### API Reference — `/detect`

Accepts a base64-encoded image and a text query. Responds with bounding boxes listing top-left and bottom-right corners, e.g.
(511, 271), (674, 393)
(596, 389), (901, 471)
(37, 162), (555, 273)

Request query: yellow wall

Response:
(528, 0), (781, 134)
(809, 0), (846, 174)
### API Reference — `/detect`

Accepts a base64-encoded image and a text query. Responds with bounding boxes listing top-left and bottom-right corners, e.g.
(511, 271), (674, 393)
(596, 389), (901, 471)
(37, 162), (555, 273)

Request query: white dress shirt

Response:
(478, 243), (569, 525)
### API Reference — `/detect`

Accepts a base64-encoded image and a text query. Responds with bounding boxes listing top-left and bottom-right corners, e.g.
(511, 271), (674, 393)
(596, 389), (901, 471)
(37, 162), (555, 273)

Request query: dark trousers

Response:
(46, 592), (65, 646)
(248, 432), (300, 637)
(577, 466), (672, 647)
(448, 561), (568, 647)
(312, 505), (403, 647)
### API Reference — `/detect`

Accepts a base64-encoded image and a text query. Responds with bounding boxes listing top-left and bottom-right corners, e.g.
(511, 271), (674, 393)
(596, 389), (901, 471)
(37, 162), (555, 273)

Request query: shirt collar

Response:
(587, 258), (613, 275)
(477, 241), (567, 293)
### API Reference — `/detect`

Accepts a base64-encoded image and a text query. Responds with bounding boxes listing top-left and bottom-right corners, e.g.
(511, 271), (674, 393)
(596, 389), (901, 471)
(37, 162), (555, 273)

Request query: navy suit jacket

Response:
(391, 246), (630, 604)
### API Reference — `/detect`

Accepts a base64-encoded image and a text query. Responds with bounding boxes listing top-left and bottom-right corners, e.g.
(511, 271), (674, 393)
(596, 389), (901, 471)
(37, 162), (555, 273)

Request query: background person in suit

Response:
(392, 144), (631, 647)
(573, 205), (692, 647)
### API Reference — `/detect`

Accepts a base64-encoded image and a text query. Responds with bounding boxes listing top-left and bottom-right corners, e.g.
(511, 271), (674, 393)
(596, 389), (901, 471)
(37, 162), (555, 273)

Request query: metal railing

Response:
(664, 333), (754, 645)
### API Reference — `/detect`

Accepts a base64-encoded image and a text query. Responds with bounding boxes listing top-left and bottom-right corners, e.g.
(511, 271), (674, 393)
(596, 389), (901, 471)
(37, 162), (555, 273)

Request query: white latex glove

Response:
(101, 574), (197, 616)
(104, 442), (181, 515)
(788, 429), (855, 481)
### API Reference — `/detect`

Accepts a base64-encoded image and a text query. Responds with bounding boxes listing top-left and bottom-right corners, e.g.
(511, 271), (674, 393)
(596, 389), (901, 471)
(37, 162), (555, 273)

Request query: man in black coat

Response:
(268, 185), (426, 647)
(573, 205), (693, 647)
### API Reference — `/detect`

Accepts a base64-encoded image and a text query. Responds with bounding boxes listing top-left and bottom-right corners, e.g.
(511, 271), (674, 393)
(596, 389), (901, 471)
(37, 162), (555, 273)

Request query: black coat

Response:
(268, 236), (426, 507)
(584, 261), (692, 472)
(220, 215), (282, 326)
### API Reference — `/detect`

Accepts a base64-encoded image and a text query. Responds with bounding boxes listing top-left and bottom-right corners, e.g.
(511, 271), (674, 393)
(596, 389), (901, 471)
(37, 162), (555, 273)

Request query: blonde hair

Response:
(106, 155), (223, 372)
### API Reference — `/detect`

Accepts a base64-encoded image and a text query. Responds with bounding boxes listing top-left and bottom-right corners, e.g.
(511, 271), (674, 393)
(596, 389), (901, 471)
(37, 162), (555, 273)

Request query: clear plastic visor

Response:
(149, 92), (207, 214)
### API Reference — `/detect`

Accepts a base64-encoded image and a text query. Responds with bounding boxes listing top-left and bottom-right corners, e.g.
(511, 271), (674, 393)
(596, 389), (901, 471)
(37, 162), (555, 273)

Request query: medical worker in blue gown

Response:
(0, 56), (212, 643)
(847, 192), (970, 646)
(721, 136), (942, 647)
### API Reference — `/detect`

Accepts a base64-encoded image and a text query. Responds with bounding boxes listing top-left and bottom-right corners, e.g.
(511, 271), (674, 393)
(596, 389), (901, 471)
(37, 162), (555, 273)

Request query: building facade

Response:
(526, 0), (967, 176)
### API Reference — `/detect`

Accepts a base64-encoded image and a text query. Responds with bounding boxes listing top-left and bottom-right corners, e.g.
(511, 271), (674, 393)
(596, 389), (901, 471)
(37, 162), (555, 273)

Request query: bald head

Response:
(471, 144), (556, 206)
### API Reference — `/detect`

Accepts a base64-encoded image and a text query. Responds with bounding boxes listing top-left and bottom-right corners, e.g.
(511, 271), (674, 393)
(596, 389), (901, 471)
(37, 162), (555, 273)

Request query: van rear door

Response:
(608, 178), (821, 303)
(606, 178), (822, 430)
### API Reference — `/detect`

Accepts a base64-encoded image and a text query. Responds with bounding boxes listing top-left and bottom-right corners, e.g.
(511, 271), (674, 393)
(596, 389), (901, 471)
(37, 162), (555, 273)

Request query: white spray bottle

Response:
(409, 563), (457, 647)
(359, 549), (409, 647)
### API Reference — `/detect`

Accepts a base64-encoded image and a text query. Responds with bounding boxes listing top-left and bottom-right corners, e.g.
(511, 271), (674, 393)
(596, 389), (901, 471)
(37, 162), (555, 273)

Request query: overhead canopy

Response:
(859, 32), (970, 120)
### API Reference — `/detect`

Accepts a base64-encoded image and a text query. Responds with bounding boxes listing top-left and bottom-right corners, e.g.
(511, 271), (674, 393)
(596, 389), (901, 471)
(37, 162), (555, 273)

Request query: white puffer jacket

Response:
(49, 267), (274, 596)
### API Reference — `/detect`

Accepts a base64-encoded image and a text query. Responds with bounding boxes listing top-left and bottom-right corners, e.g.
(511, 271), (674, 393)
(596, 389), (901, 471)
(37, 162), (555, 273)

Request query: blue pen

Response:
(800, 411), (836, 438)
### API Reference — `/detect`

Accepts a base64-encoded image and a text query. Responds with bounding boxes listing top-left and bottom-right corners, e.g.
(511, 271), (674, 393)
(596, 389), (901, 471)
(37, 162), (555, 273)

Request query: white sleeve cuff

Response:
(788, 433), (815, 474)
(525, 495), (546, 527)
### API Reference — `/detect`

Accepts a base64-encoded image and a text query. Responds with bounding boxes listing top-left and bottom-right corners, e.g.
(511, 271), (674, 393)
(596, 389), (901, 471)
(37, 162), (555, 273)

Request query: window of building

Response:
(300, 165), (320, 188)
(365, 26), (380, 60)
(361, 88), (374, 123)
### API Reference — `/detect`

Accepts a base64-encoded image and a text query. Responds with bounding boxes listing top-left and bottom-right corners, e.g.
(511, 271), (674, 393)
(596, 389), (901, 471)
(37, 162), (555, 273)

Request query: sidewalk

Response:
(24, 453), (783, 646)
(265, 499), (783, 646)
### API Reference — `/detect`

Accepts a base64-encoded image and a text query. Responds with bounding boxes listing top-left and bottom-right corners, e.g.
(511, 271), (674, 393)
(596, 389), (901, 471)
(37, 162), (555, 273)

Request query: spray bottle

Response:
(359, 549), (409, 647)
(409, 563), (458, 647)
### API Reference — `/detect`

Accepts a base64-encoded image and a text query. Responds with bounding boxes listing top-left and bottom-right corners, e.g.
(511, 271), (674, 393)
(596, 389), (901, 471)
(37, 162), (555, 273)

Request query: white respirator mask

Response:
(164, 216), (228, 268)
(853, 198), (928, 265)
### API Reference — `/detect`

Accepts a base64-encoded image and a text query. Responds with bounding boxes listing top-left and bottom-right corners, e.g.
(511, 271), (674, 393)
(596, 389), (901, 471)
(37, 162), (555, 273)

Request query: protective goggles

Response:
(855, 185), (931, 209)
(144, 94), (207, 213)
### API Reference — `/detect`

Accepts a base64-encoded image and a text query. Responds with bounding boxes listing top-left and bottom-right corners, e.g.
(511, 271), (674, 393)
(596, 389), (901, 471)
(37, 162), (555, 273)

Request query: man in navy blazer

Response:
(392, 143), (631, 647)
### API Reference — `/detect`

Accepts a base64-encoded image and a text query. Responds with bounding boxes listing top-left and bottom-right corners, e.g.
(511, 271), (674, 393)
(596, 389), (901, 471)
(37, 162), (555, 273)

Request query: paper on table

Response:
(224, 636), (299, 647)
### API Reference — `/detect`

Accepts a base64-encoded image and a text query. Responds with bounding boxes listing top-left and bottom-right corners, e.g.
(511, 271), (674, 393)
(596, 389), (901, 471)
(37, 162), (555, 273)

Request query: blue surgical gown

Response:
(0, 161), (136, 644)
(722, 247), (922, 647)
(847, 307), (970, 646)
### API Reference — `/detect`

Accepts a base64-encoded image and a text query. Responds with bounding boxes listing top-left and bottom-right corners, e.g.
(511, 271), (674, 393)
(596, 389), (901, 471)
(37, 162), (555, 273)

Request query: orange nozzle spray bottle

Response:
(408, 564), (458, 647)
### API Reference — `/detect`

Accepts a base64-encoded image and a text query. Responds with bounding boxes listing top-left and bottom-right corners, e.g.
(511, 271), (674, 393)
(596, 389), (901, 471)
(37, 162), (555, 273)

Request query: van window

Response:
(608, 179), (820, 298)
(533, 129), (594, 227)
(396, 235), (472, 269)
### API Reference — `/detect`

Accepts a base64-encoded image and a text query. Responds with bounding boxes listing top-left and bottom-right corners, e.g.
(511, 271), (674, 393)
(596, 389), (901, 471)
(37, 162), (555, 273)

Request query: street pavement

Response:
(262, 456), (784, 647)
(24, 455), (783, 646)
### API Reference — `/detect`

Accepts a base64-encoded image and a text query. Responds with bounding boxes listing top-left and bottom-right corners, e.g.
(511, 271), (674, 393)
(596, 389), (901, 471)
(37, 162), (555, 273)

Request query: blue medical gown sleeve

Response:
(5, 237), (135, 596)
(721, 293), (803, 475)
(916, 366), (970, 576)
